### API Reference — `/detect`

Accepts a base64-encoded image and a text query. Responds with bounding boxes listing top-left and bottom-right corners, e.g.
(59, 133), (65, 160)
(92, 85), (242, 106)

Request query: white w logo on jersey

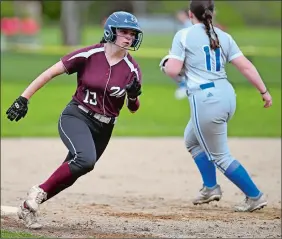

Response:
(109, 86), (126, 98)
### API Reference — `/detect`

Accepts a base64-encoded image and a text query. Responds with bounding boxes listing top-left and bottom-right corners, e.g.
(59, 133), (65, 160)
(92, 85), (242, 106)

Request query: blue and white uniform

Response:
(170, 23), (242, 170)
(167, 22), (265, 203)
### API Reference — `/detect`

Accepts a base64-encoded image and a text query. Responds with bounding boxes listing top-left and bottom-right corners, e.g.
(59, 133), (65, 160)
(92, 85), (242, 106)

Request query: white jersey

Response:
(169, 23), (243, 91)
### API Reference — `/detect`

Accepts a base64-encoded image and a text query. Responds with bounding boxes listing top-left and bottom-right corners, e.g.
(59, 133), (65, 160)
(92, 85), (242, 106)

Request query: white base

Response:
(1, 205), (18, 216)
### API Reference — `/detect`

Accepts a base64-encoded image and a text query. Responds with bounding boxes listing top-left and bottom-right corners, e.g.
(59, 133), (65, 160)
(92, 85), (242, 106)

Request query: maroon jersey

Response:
(61, 43), (142, 117)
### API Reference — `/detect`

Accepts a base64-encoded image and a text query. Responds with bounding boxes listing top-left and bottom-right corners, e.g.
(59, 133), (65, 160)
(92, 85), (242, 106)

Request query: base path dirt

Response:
(1, 137), (281, 238)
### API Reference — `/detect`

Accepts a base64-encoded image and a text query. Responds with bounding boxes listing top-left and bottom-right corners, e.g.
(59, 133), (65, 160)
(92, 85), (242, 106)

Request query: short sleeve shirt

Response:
(61, 43), (142, 117)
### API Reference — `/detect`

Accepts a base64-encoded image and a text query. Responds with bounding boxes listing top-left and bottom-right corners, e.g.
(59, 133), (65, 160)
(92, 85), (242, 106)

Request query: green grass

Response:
(5, 26), (281, 59)
(6, 26), (281, 61)
(1, 81), (280, 137)
(1, 52), (281, 87)
(0, 230), (40, 238)
(1, 27), (281, 137)
(37, 25), (281, 49)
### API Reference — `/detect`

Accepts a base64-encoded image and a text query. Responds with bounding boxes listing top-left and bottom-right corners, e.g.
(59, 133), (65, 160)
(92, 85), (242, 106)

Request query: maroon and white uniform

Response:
(61, 43), (142, 117)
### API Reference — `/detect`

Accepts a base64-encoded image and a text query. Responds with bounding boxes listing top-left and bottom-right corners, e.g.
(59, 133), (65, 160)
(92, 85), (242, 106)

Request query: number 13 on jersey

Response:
(203, 45), (221, 72)
(83, 89), (97, 105)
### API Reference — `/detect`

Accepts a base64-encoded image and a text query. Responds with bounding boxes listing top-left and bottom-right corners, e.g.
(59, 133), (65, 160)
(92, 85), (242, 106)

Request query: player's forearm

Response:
(164, 61), (182, 80)
(160, 56), (184, 83)
(164, 66), (180, 79)
(21, 72), (54, 100)
(127, 97), (140, 113)
(240, 65), (267, 93)
(233, 57), (267, 93)
(21, 61), (66, 100)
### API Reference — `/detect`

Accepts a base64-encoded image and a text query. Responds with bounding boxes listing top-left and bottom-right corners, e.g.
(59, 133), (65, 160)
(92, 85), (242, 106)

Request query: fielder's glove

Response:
(126, 77), (141, 99)
(6, 96), (29, 122)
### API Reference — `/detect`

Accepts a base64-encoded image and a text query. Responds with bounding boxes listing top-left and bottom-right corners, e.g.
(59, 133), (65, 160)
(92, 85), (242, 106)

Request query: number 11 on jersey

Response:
(203, 46), (221, 72)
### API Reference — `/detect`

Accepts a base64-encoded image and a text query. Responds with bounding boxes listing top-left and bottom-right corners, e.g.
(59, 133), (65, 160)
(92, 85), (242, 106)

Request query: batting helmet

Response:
(103, 11), (143, 51)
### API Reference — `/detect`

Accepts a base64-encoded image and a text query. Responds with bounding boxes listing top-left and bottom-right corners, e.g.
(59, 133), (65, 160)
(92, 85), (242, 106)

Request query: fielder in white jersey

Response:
(160, 0), (272, 212)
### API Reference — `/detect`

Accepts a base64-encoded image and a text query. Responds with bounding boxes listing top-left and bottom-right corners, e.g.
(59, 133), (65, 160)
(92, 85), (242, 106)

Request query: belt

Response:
(186, 82), (215, 96)
(78, 105), (117, 125)
(199, 82), (215, 90)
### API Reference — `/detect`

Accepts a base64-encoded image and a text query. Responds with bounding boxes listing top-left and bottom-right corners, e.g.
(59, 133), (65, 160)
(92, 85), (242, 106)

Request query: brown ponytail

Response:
(202, 9), (220, 50)
(190, 0), (220, 50)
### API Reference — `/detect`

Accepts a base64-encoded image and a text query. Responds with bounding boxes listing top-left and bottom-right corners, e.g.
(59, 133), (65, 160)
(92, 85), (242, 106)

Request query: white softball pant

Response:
(184, 79), (237, 172)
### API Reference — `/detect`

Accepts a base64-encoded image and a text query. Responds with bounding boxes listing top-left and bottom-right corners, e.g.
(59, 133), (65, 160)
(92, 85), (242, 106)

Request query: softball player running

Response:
(6, 11), (143, 229)
(160, 0), (272, 212)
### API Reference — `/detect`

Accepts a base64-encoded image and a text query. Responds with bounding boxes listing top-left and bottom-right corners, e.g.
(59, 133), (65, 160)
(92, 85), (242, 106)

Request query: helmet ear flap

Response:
(131, 32), (143, 50)
(103, 27), (117, 43)
(104, 29), (112, 42)
(131, 36), (138, 47)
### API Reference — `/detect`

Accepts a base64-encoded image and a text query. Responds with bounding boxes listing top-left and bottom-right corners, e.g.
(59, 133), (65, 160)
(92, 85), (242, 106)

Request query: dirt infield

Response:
(1, 138), (281, 238)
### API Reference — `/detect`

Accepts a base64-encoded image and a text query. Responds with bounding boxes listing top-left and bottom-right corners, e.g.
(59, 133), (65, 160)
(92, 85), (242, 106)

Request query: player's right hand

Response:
(261, 91), (272, 108)
(6, 96), (29, 122)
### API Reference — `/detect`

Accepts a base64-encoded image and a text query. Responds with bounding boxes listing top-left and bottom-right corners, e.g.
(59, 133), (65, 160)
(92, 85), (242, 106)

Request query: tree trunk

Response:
(13, 1), (42, 24)
(60, 1), (82, 46)
(132, 1), (147, 16)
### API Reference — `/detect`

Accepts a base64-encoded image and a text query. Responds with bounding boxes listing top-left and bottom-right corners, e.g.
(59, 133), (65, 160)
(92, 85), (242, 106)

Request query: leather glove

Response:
(6, 96), (29, 122)
(126, 77), (141, 99)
